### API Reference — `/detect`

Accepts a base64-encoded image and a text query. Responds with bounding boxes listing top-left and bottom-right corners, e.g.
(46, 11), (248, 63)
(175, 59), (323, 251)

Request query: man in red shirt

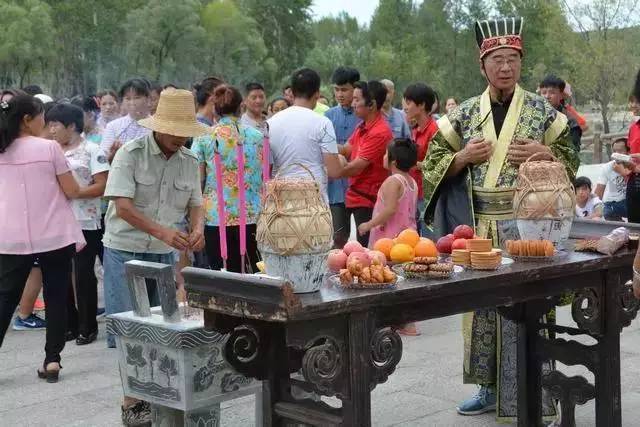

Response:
(402, 83), (439, 235)
(338, 80), (393, 246)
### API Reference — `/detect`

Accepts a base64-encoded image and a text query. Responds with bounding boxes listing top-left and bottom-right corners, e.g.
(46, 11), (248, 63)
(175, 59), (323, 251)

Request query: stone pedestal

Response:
(107, 260), (262, 426)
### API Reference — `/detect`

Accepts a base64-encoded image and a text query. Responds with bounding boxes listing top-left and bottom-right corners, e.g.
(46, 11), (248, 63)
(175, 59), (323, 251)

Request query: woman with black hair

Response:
(0, 95), (85, 382)
(193, 76), (223, 126)
(71, 96), (102, 144)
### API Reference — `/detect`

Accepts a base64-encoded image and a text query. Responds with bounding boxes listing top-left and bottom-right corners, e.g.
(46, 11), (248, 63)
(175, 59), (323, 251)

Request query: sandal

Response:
(37, 362), (62, 383)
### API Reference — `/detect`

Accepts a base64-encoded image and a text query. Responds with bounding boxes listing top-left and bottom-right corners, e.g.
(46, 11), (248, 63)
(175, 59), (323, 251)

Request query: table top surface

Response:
(186, 247), (636, 322)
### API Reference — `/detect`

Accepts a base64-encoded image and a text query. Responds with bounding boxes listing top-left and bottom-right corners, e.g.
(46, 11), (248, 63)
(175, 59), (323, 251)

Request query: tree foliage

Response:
(1, 0), (637, 122)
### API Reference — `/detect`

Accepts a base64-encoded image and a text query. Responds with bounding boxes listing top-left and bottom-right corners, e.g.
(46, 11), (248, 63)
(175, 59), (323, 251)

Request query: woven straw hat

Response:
(138, 88), (210, 137)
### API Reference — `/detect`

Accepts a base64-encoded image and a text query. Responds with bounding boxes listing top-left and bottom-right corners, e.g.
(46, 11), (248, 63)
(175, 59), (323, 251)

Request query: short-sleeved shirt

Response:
(64, 140), (110, 230)
(239, 113), (267, 136)
(100, 115), (151, 155)
(103, 134), (203, 254)
(191, 116), (264, 227)
(325, 105), (362, 204)
(384, 107), (411, 139)
(267, 106), (338, 201)
(597, 161), (627, 203)
(575, 195), (603, 218)
(629, 119), (640, 156)
(0, 136), (85, 254)
(411, 117), (439, 199)
(346, 113), (393, 209)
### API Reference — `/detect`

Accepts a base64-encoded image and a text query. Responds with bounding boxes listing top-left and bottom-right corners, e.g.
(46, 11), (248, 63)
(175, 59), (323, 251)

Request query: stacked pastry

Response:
(470, 249), (502, 270)
(403, 257), (454, 279)
(505, 240), (554, 257)
(451, 249), (471, 266)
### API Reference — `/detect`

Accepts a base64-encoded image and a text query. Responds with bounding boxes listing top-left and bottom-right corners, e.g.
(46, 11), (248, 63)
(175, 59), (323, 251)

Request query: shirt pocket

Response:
(133, 170), (157, 207)
(173, 178), (192, 209)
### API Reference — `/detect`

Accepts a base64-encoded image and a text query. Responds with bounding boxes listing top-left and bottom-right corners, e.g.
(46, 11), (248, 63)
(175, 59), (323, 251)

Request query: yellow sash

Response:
(475, 85), (525, 240)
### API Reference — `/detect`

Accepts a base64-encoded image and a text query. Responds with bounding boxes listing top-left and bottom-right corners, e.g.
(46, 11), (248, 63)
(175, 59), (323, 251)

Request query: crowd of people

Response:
(1, 14), (640, 426)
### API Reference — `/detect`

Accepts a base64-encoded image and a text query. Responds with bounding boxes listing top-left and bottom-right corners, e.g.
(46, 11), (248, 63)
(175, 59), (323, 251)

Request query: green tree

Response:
(201, 0), (275, 87)
(124, 0), (206, 84)
(239, 0), (313, 86)
(0, 0), (55, 88)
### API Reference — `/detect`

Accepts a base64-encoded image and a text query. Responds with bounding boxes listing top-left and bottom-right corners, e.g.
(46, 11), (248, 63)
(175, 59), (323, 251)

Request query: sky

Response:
(311, 0), (382, 25)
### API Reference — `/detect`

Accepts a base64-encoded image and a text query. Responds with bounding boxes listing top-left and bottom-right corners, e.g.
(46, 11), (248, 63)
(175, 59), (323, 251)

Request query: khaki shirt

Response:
(103, 134), (202, 254)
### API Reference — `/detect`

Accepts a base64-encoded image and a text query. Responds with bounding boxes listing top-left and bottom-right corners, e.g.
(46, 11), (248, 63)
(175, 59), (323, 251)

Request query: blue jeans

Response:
(603, 200), (627, 221)
(103, 247), (175, 347)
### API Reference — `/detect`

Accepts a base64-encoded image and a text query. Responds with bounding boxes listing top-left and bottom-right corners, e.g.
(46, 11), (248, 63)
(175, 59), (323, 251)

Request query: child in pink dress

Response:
(358, 138), (418, 246)
(358, 138), (419, 336)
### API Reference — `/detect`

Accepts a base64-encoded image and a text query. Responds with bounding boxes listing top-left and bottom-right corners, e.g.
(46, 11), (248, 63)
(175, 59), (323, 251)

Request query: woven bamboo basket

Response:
(512, 153), (575, 247)
(257, 163), (333, 293)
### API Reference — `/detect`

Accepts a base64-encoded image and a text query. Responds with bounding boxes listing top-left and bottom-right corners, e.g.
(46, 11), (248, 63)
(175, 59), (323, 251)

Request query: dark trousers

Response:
(68, 229), (103, 336)
(628, 173), (640, 224)
(346, 207), (374, 247)
(330, 203), (351, 249)
(204, 224), (260, 273)
(0, 245), (74, 365)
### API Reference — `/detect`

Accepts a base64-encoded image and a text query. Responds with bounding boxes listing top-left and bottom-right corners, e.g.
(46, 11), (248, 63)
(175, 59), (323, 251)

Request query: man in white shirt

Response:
(240, 82), (268, 135)
(268, 68), (344, 201)
(595, 139), (633, 220)
(574, 176), (603, 219)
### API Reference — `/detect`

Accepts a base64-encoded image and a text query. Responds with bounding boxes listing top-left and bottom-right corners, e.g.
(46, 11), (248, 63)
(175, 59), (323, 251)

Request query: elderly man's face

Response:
(155, 132), (189, 155)
(481, 48), (522, 93)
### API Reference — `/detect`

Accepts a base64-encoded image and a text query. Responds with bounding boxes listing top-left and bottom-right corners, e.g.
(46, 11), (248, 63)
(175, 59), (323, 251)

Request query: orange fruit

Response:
(390, 243), (415, 263)
(414, 239), (438, 257)
(373, 238), (394, 259)
(396, 228), (420, 248)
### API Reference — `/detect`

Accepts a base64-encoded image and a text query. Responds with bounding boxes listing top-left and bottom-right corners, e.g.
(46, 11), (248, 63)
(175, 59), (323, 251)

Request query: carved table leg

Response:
(595, 270), (623, 426)
(515, 301), (544, 427)
(342, 311), (372, 427)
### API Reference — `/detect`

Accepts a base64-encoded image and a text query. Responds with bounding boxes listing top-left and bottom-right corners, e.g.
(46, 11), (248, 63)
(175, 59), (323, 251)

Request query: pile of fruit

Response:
(339, 256), (397, 286)
(373, 229), (438, 263)
(434, 225), (475, 254)
(327, 241), (388, 273)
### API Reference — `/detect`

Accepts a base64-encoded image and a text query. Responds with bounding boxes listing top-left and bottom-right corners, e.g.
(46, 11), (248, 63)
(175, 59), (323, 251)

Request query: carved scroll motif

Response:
(571, 288), (601, 336)
(542, 370), (595, 427)
(223, 325), (266, 379)
(369, 327), (403, 389)
(301, 337), (343, 397)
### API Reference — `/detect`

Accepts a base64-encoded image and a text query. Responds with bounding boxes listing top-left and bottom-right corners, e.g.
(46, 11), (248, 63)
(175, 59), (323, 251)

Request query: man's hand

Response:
(188, 228), (205, 251)
(508, 139), (551, 166)
(459, 137), (493, 165)
(108, 140), (122, 162)
(613, 161), (634, 177)
(158, 228), (190, 251)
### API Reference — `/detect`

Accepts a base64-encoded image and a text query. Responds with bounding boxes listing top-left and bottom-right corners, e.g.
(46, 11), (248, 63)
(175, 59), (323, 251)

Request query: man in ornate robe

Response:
(421, 17), (579, 421)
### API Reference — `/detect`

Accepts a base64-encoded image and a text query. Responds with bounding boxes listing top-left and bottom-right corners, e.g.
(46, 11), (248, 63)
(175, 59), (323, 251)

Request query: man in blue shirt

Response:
(325, 67), (361, 248)
(381, 79), (411, 139)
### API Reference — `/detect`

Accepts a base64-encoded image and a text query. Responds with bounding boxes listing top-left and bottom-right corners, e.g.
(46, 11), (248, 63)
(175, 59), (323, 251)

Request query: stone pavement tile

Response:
(0, 386), (116, 427)
(407, 374), (480, 406)
(371, 390), (451, 426)
(395, 407), (497, 427)
(220, 396), (257, 426)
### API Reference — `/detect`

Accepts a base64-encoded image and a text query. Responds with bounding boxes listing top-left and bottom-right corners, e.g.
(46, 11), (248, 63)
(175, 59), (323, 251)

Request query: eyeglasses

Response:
(486, 56), (521, 68)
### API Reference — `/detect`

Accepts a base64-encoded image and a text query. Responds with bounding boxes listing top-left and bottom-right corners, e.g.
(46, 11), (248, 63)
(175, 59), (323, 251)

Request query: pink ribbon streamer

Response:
(213, 142), (227, 268)
(236, 142), (247, 274)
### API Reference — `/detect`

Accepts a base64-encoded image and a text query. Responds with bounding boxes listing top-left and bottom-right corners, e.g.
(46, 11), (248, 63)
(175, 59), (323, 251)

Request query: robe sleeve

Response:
(543, 107), (580, 182)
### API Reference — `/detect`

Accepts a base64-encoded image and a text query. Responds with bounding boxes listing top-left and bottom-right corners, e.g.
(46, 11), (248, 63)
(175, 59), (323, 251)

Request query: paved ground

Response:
(2, 304), (640, 426)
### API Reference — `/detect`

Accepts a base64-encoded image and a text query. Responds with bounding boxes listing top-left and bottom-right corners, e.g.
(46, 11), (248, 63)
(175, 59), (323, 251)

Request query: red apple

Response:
(368, 250), (387, 266)
(436, 235), (455, 254)
(343, 240), (365, 256)
(452, 238), (468, 250)
(327, 249), (348, 273)
(347, 251), (371, 268)
(453, 225), (475, 240)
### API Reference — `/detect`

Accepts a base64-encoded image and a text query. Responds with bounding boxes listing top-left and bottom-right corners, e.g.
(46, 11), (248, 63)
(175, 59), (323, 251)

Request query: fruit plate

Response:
(508, 250), (568, 262)
(327, 274), (402, 290)
(391, 263), (463, 279)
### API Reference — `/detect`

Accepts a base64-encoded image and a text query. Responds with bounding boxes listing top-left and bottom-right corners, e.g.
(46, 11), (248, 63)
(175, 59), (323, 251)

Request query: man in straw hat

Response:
(421, 18), (579, 421)
(102, 88), (208, 426)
